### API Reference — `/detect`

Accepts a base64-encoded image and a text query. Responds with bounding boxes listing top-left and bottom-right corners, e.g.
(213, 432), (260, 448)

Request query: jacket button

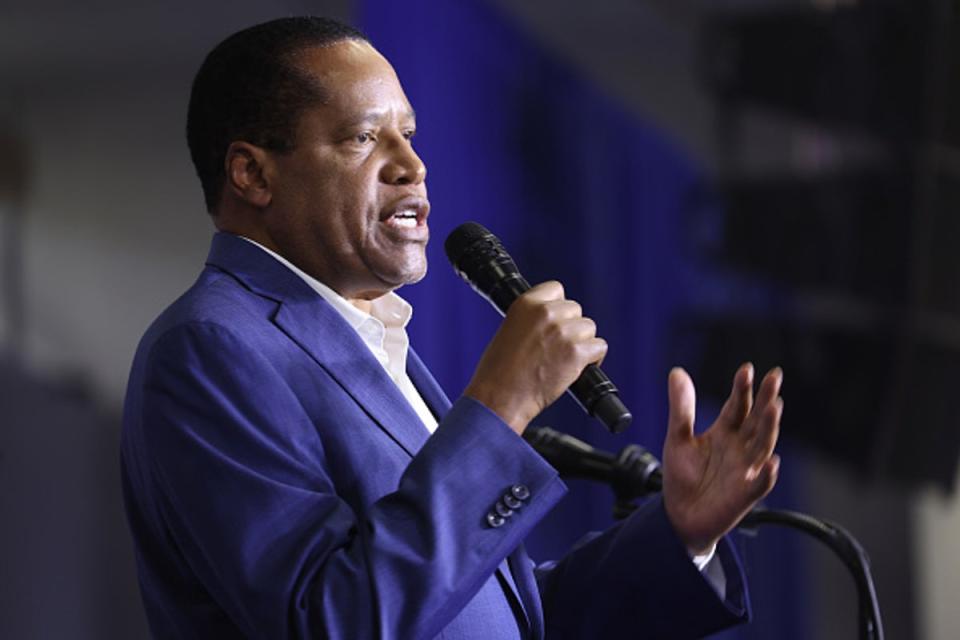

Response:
(510, 484), (530, 501)
(503, 494), (522, 510)
(486, 512), (506, 528)
(494, 501), (513, 518)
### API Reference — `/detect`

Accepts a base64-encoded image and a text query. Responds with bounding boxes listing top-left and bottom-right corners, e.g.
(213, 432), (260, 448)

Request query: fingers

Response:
(468, 280), (608, 434)
(521, 283), (579, 323)
(716, 363), (754, 431)
(581, 337), (609, 367)
(559, 314), (606, 366)
(667, 367), (696, 443)
(742, 366), (783, 445)
(746, 454), (780, 501)
(521, 282), (603, 364)
(545, 300), (583, 323)
(746, 395), (782, 465)
(523, 280), (565, 303)
(561, 316), (596, 341)
(754, 367), (783, 412)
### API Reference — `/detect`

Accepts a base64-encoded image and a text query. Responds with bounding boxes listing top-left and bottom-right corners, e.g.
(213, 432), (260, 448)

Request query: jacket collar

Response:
(205, 232), (432, 457)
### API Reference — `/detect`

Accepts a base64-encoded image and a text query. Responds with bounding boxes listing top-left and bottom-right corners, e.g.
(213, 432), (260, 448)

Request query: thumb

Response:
(667, 367), (696, 443)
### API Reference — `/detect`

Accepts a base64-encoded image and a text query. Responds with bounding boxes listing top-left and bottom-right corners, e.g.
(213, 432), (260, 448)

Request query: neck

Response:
(350, 298), (374, 314)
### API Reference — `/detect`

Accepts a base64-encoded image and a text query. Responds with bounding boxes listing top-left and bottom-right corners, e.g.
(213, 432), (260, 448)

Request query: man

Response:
(122, 17), (783, 639)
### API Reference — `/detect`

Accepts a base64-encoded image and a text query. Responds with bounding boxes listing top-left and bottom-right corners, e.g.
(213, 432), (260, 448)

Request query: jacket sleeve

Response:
(129, 321), (567, 639)
(535, 495), (750, 639)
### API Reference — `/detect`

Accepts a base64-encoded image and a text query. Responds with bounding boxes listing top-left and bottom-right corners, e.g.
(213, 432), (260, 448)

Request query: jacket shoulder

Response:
(142, 266), (273, 347)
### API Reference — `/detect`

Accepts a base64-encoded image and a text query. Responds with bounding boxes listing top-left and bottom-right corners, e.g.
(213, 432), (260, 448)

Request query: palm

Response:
(661, 365), (783, 554)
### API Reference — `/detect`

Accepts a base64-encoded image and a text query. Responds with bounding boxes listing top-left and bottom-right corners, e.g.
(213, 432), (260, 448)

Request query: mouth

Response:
(381, 196), (430, 232)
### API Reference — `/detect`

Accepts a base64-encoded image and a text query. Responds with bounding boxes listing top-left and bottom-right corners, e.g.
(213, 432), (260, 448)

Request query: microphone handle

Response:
(524, 426), (663, 497)
(522, 426), (616, 481)
(484, 274), (632, 433)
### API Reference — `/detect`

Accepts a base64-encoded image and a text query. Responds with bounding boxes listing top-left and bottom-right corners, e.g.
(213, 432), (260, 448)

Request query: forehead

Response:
(294, 41), (413, 118)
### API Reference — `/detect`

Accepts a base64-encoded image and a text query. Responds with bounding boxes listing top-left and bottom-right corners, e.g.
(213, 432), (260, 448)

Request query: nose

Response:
(381, 137), (426, 186)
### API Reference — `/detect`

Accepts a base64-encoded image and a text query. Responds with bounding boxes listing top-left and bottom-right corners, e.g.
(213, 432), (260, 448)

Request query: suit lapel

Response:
(272, 300), (430, 457)
(406, 348), (452, 419)
(206, 233), (430, 458)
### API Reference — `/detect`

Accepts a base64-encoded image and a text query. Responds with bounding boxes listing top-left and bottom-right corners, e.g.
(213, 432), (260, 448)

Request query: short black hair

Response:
(187, 17), (367, 213)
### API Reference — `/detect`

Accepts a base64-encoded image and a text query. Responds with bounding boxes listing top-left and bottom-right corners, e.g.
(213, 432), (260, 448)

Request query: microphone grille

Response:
(444, 222), (496, 267)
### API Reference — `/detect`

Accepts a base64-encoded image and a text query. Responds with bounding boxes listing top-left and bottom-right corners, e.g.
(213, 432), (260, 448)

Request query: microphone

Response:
(444, 222), (632, 433)
(523, 426), (662, 497)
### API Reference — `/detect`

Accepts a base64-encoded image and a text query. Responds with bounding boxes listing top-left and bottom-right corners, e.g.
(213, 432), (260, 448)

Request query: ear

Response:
(224, 141), (273, 209)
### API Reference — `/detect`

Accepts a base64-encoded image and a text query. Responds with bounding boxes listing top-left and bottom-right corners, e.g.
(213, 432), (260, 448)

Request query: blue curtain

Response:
(360, 2), (807, 637)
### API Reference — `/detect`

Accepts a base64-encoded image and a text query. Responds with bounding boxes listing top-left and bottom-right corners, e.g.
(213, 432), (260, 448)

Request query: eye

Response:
(355, 131), (375, 144)
(402, 129), (416, 141)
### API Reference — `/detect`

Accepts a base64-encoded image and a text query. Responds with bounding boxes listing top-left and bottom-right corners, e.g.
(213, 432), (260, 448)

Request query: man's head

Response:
(187, 17), (366, 214)
(187, 17), (429, 300)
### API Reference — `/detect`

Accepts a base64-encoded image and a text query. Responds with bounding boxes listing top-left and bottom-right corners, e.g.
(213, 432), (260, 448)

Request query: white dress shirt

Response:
(239, 237), (438, 433)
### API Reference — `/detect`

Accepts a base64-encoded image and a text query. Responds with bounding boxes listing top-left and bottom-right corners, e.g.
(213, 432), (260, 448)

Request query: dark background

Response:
(1, 0), (957, 638)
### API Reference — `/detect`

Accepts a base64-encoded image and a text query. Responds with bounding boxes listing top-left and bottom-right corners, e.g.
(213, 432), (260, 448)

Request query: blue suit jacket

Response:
(121, 233), (750, 639)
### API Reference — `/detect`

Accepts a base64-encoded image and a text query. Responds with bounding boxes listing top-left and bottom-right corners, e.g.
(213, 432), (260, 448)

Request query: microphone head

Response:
(444, 222), (527, 314)
(443, 222), (497, 269)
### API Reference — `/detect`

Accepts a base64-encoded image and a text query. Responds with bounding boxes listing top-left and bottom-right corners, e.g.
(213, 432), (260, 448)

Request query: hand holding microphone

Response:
(446, 222), (631, 434)
(462, 280), (608, 435)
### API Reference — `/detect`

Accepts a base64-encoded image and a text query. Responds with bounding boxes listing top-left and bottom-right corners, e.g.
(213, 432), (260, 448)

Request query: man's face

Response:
(263, 40), (429, 300)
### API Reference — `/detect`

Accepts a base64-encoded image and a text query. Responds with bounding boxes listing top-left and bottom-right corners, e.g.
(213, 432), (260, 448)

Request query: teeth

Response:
(384, 207), (423, 229)
(387, 209), (419, 228)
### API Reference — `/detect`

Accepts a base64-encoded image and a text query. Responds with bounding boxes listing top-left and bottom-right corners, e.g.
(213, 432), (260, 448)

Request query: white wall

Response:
(19, 79), (211, 405)
(4, 0), (353, 408)
(916, 490), (960, 640)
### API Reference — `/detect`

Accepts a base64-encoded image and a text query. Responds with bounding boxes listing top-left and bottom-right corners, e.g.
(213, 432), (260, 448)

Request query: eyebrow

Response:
(338, 109), (417, 130)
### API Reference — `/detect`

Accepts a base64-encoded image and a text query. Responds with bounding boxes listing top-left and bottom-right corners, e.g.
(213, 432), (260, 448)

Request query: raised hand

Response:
(662, 364), (783, 555)
(464, 281), (608, 435)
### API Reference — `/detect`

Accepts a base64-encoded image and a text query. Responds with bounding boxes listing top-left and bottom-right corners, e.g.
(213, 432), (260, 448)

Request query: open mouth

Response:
(386, 208), (420, 228)
(381, 196), (430, 231)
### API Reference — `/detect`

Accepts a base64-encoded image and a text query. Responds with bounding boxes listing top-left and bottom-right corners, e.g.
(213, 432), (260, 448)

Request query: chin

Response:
(405, 271), (427, 286)
(374, 251), (428, 287)
(376, 265), (427, 291)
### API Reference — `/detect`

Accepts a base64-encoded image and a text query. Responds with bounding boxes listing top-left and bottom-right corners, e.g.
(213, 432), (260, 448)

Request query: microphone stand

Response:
(524, 426), (885, 640)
